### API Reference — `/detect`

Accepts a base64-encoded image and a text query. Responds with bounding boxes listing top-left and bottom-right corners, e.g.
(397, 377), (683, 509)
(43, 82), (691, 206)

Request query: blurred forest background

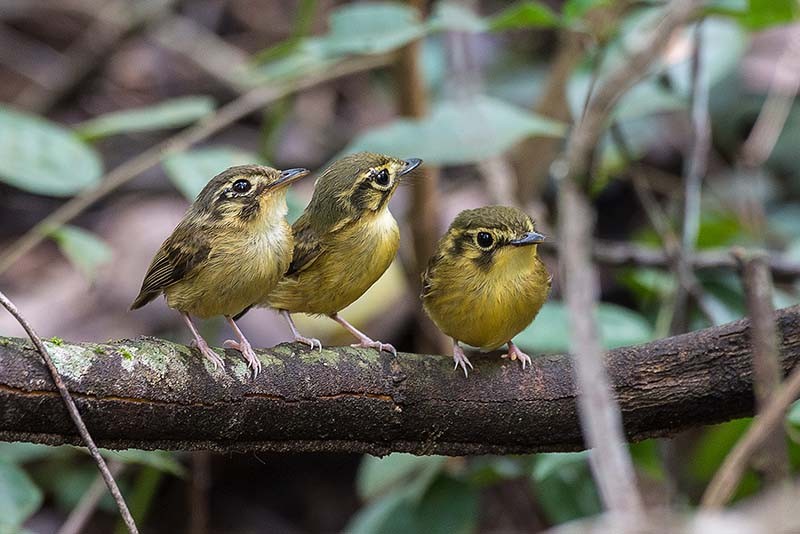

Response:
(2, 0), (800, 532)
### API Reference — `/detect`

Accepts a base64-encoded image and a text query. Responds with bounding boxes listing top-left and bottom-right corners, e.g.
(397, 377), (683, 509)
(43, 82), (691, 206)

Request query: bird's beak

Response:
(399, 158), (423, 176)
(271, 168), (310, 189)
(509, 231), (546, 246)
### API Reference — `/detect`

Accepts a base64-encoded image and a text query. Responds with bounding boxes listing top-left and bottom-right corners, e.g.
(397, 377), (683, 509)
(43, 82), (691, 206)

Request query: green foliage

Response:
(74, 96), (215, 141)
(0, 106), (102, 197)
(100, 450), (186, 478)
(514, 301), (653, 353)
(489, 2), (560, 30)
(0, 460), (43, 532)
(708, 0), (800, 29)
(345, 95), (564, 165)
(531, 452), (602, 524)
(325, 3), (425, 55)
(357, 453), (445, 501)
(49, 225), (113, 282)
(350, 454), (484, 533)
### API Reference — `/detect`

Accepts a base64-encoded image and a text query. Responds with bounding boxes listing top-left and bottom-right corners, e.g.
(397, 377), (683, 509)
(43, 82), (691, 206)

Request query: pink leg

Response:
(501, 341), (532, 370)
(280, 310), (322, 350)
(452, 340), (473, 377)
(181, 313), (224, 370)
(330, 313), (396, 356)
(223, 316), (261, 378)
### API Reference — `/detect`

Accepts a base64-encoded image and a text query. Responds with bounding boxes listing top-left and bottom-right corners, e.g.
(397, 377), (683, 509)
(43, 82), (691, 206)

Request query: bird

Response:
(130, 164), (310, 377)
(264, 152), (422, 355)
(421, 206), (551, 376)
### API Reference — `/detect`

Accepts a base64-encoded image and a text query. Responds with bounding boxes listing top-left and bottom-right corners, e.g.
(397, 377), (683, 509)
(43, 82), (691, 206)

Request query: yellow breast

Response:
(166, 212), (293, 319)
(269, 208), (400, 315)
(423, 246), (550, 350)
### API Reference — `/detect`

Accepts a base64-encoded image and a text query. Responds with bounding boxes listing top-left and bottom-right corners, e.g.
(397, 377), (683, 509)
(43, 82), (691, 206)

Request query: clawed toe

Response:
(351, 340), (396, 356)
(505, 342), (532, 370)
(194, 342), (225, 370)
(295, 335), (323, 351)
(452, 344), (473, 378)
(224, 339), (262, 377)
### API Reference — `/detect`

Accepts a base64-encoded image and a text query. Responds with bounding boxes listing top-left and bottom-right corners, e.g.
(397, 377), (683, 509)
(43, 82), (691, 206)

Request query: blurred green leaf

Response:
(0, 460), (43, 532)
(788, 400), (800, 426)
(416, 476), (478, 534)
(737, 0), (799, 29)
(49, 225), (113, 282)
(0, 106), (102, 197)
(357, 453), (445, 501)
(489, 1), (560, 30)
(531, 452), (601, 524)
(514, 301), (653, 353)
(691, 418), (751, 481)
(345, 95), (564, 165)
(467, 456), (528, 486)
(630, 440), (664, 481)
(429, 2), (487, 32)
(346, 488), (418, 534)
(348, 474), (477, 534)
(100, 450), (186, 478)
(323, 2), (424, 56)
(562, 0), (609, 23)
(532, 451), (588, 481)
(163, 147), (264, 201)
(247, 38), (335, 84)
(0, 443), (65, 464)
(74, 96), (215, 141)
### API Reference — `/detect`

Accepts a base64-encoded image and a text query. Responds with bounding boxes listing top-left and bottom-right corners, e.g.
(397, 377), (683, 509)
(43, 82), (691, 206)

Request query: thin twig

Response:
(740, 33), (800, 168)
(701, 358), (800, 508)
(0, 52), (394, 275)
(735, 249), (789, 486)
(0, 290), (138, 533)
(58, 461), (126, 534)
(671, 20), (711, 335)
(552, 0), (700, 517)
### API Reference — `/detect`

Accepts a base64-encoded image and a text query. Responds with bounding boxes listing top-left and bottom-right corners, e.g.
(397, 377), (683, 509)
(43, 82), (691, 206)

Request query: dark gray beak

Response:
(272, 168), (310, 189)
(509, 231), (546, 246)
(399, 158), (422, 176)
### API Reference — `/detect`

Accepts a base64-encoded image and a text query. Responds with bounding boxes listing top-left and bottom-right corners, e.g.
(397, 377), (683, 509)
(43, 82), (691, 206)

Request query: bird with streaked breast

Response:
(263, 152), (422, 355)
(131, 165), (310, 377)
(421, 206), (551, 376)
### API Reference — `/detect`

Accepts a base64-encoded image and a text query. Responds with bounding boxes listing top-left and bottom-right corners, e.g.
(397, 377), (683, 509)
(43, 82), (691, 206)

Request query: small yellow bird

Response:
(131, 164), (310, 376)
(421, 206), (551, 376)
(265, 152), (422, 355)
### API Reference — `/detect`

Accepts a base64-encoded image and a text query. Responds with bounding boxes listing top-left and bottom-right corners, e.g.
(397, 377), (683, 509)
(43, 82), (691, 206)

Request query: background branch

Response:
(3, 306), (800, 455)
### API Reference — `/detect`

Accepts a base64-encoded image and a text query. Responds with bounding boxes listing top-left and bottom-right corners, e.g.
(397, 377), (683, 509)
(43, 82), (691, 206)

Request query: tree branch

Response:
(3, 305), (800, 455)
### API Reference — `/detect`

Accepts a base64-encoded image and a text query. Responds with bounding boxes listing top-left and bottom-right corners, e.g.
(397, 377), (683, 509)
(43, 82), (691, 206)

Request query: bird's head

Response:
(312, 152), (422, 215)
(440, 205), (546, 272)
(192, 165), (309, 225)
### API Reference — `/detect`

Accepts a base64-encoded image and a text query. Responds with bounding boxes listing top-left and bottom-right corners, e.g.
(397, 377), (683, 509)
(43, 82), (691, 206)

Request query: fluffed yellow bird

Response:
(264, 152), (422, 355)
(421, 206), (551, 376)
(131, 165), (310, 376)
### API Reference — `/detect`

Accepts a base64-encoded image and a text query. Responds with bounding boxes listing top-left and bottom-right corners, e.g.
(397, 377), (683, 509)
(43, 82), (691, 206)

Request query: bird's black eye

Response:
(374, 169), (390, 187)
(232, 179), (251, 193)
(476, 232), (494, 249)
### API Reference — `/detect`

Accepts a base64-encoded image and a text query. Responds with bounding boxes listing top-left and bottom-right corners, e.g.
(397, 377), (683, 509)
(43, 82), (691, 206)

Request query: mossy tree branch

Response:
(2, 305), (800, 456)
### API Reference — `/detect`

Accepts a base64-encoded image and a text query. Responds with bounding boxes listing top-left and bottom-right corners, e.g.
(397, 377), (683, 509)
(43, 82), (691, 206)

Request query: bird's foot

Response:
(501, 341), (532, 370)
(224, 338), (261, 377)
(453, 343), (473, 377)
(350, 337), (397, 356)
(192, 339), (225, 370)
(294, 334), (323, 351)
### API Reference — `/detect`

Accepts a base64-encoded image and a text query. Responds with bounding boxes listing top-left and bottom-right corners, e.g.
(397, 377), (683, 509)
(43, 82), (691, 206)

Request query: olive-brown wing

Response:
(130, 224), (211, 309)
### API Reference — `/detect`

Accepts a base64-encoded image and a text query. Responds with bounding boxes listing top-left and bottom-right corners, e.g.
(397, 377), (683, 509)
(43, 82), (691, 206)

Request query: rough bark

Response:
(2, 305), (800, 456)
